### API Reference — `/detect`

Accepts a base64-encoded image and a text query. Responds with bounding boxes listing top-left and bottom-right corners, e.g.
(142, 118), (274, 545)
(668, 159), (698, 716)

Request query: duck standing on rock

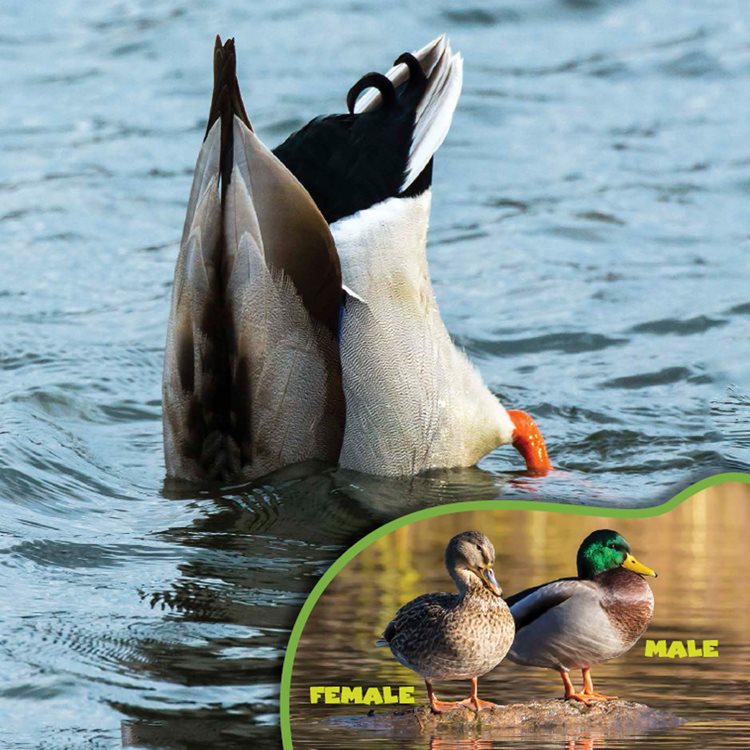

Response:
(376, 531), (514, 713)
(163, 35), (552, 483)
(506, 529), (656, 705)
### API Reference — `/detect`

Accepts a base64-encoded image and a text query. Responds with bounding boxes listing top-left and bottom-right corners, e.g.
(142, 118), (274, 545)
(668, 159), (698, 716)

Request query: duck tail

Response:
(352, 35), (464, 193)
(205, 36), (252, 198)
(375, 620), (395, 647)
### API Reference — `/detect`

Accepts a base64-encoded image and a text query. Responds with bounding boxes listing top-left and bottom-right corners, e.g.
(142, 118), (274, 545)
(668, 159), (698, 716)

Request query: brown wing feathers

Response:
(212, 36), (342, 336)
(164, 37), (344, 481)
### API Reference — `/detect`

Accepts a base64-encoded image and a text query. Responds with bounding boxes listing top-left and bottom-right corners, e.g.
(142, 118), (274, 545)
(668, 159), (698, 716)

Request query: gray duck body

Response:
(508, 567), (654, 672)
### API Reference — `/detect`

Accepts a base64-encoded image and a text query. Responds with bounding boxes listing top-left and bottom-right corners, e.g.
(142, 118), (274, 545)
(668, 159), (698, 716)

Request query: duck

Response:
(162, 35), (552, 482)
(375, 531), (515, 713)
(505, 529), (656, 704)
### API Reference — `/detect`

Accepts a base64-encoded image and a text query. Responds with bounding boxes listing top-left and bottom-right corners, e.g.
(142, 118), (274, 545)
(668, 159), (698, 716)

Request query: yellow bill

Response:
(622, 553), (657, 578)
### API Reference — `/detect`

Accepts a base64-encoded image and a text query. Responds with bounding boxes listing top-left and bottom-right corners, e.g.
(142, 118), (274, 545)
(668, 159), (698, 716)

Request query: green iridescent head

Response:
(576, 529), (657, 579)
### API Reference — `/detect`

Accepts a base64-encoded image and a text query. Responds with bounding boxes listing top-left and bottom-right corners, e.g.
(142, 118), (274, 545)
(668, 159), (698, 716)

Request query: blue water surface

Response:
(0, 0), (748, 746)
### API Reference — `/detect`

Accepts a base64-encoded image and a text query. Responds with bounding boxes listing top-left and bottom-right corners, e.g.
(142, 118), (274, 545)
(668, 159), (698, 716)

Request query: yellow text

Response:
(309, 686), (416, 705)
(644, 639), (719, 658)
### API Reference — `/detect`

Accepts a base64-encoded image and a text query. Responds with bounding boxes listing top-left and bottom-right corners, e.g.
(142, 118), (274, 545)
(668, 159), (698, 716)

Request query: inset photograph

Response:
(284, 480), (749, 749)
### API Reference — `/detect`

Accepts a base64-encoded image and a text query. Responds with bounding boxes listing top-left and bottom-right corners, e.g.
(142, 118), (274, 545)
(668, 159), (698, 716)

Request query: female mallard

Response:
(376, 531), (514, 713)
(163, 36), (551, 483)
(506, 529), (656, 704)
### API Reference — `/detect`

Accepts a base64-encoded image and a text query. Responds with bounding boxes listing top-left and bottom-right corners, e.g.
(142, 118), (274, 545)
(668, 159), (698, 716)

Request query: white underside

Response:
(333, 191), (514, 476)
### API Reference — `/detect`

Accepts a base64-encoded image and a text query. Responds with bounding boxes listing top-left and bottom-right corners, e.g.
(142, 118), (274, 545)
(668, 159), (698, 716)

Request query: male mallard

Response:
(506, 529), (656, 704)
(375, 531), (514, 713)
(163, 36), (551, 483)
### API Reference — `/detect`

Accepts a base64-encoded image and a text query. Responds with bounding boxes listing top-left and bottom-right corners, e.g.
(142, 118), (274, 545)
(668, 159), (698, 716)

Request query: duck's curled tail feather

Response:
(351, 35), (464, 193)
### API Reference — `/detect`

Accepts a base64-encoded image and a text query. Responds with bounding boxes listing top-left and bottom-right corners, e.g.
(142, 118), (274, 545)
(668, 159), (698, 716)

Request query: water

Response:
(290, 484), (750, 748)
(0, 0), (748, 747)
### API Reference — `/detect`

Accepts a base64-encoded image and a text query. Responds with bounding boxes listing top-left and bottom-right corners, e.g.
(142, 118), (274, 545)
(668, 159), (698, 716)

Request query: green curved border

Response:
(280, 471), (750, 748)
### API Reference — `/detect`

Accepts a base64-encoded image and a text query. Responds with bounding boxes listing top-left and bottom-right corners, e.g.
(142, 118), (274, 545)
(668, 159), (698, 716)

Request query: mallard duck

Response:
(506, 529), (656, 704)
(375, 531), (515, 713)
(163, 36), (551, 482)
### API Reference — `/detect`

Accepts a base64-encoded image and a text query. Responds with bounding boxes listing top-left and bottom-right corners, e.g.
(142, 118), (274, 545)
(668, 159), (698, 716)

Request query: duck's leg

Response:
(560, 670), (592, 705)
(581, 667), (618, 701)
(458, 676), (499, 712)
(507, 410), (552, 473)
(425, 679), (461, 714)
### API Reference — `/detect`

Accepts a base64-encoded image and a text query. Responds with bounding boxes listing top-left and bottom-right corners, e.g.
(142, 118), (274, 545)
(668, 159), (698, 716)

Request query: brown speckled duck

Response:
(375, 531), (515, 713)
(506, 529), (656, 704)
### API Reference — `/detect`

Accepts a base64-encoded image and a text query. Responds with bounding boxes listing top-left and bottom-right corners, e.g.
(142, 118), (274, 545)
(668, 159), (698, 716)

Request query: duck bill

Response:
(481, 566), (503, 596)
(622, 553), (657, 578)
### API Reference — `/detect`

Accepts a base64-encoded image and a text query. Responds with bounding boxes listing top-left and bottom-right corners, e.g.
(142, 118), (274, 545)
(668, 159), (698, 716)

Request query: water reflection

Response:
(565, 740), (599, 750)
(429, 739), (496, 750)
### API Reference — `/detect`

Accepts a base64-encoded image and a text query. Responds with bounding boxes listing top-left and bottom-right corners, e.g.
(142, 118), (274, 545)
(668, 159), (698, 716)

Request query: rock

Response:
(325, 699), (684, 739)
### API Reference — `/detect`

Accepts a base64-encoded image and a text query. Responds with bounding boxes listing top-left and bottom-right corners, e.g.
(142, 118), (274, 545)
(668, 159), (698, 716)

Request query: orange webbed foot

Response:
(560, 670), (595, 706)
(583, 691), (619, 701)
(429, 699), (464, 714)
(564, 692), (594, 706)
(507, 409), (552, 473)
(459, 696), (499, 712)
(580, 668), (617, 702)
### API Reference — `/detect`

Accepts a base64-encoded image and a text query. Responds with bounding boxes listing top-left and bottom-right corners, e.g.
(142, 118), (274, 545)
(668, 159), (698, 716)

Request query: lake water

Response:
(0, 0), (748, 747)
(290, 483), (750, 749)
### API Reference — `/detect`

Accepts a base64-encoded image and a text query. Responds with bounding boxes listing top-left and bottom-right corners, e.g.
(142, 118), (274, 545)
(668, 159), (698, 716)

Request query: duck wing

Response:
(506, 577), (590, 631)
(376, 592), (457, 647)
(163, 37), (345, 482)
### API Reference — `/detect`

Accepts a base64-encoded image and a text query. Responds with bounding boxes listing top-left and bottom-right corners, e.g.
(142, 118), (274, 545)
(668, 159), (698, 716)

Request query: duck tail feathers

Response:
(207, 36), (251, 134)
(353, 35), (463, 193)
(205, 36), (252, 197)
